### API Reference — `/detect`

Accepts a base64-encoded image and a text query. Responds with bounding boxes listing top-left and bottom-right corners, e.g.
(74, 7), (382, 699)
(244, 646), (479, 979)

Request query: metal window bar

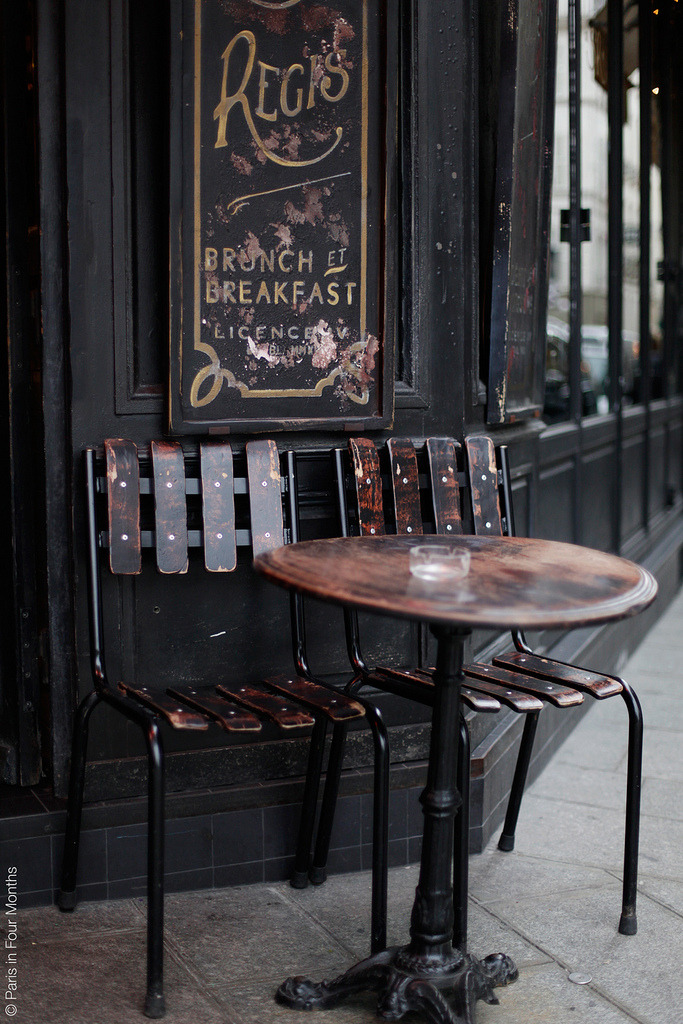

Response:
(567, 0), (584, 547)
(608, 0), (624, 553)
(639, 0), (652, 530)
(568, 0), (583, 429)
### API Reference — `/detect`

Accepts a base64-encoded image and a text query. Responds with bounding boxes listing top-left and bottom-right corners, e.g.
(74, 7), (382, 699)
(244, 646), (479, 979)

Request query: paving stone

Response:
(637, 875), (683, 916)
(10, 897), (143, 941)
(269, 867), (393, 959)
(162, 886), (353, 985)
(214, 979), (379, 1024)
(489, 883), (683, 1024)
(468, 847), (613, 906)
(641, 775), (683, 823)
(466, 901), (553, 970)
(527, 760), (632, 812)
(15, 930), (227, 1024)
(507, 791), (683, 882)
(476, 962), (648, 1024)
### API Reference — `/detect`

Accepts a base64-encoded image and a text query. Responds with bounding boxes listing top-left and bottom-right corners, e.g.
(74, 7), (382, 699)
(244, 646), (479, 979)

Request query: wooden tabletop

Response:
(255, 535), (658, 630)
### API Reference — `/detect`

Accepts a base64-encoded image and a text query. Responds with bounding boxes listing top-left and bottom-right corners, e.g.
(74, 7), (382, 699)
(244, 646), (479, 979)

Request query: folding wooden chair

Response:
(57, 438), (371, 1019)
(302, 434), (643, 947)
(464, 433), (644, 936)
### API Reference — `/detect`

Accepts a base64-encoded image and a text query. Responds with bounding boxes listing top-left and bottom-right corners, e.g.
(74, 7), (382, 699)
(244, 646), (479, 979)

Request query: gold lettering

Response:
(214, 325), (225, 339)
(271, 326), (284, 340)
(213, 31), (343, 166)
(205, 248), (218, 271)
(327, 282), (339, 304)
(298, 250), (313, 273)
(214, 31), (256, 149)
(292, 281), (305, 305)
(278, 250), (294, 273)
(274, 282), (288, 304)
(288, 326), (299, 340)
(259, 250), (275, 273)
(346, 282), (358, 303)
(223, 248), (236, 272)
(238, 326), (249, 340)
(239, 281), (253, 304)
(223, 281), (236, 303)
(206, 279), (219, 303)
(308, 282), (324, 304)
(321, 52), (350, 103)
(256, 61), (279, 121)
(256, 281), (271, 304)
(280, 64), (304, 117)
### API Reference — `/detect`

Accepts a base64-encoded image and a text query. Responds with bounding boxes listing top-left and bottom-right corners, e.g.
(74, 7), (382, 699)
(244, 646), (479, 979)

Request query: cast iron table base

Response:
(277, 946), (518, 1024)
(276, 625), (517, 1024)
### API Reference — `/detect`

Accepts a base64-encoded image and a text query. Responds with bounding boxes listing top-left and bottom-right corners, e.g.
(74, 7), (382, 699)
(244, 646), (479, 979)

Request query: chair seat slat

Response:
(167, 686), (262, 732)
(465, 663), (584, 708)
(265, 674), (366, 721)
(369, 665), (502, 713)
(151, 441), (188, 574)
(349, 438), (385, 536)
(119, 683), (209, 729)
(427, 438), (463, 536)
(246, 440), (284, 557)
(460, 673), (545, 712)
(105, 439), (141, 575)
(387, 439), (423, 536)
(494, 651), (623, 698)
(216, 683), (315, 730)
(200, 443), (237, 571)
(465, 435), (503, 536)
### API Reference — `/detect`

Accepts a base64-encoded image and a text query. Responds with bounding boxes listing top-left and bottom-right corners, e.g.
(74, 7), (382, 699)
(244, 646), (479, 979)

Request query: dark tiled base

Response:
(0, 708), (573, 910)
(0, 771), (429, 909)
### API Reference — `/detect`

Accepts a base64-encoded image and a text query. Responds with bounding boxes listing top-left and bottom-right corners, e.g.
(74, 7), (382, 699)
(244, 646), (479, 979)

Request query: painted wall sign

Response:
(170, 0), (394, 433)
(487, 0), (557, 424)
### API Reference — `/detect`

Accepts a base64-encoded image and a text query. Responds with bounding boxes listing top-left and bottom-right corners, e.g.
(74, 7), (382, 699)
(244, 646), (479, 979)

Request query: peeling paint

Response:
(248, 335), (280, 363)
(231, 152), (254, 176)
(310, 319), (337, 368)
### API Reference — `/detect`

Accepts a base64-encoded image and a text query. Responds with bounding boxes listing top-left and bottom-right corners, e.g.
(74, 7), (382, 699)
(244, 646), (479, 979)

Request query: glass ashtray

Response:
(409, 545), (471, 582)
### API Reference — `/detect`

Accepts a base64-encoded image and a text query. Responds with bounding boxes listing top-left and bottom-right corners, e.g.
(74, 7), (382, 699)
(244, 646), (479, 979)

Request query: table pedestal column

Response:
(276, 626), (517, 1024)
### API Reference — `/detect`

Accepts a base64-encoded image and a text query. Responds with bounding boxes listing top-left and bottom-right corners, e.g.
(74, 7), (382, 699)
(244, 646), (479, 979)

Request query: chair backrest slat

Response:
(387, 438), (422, 536)
(105, 439), (141, 575)
(151, 441), (189, 573)
(200, 443), (237, 572)
(465, 435), (503, 536)
(427, 438), (463, 536)
(246, 439), (284, 557)
(349, 437), (385, 536)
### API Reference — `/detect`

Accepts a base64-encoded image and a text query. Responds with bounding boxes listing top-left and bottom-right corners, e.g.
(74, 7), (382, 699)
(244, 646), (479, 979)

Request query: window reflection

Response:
(544, 5), (664, 422)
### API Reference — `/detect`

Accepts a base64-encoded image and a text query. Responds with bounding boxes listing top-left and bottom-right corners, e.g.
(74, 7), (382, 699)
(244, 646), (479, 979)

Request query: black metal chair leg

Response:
(364, 702), (389, 954)
(291, 717), (328, 888)
(309, 720), (348, 885)
(618, 682), (643, 935)
(57, 690), (102, 911)
(144, 720), (165, 1020)
(452, 715), (470, 951)
(498, 711), (540, 852)
(308, 698), (389, 954)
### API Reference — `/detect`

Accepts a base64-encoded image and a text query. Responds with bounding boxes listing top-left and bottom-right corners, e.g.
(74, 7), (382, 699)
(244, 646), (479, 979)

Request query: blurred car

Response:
(579, 324), (640, 413)
(544, 319), (598, 422)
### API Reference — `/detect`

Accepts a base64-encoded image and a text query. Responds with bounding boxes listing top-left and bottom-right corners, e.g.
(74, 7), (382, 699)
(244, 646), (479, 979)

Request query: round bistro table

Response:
(255, 534), (657, 1024)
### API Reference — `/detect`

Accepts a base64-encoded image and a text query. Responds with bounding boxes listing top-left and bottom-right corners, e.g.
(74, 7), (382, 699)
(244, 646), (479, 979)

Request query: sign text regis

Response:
(213, 29), (350, 167)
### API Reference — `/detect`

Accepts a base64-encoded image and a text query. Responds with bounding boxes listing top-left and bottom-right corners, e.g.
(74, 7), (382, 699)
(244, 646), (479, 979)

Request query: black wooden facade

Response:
(1, 0), (682, 893)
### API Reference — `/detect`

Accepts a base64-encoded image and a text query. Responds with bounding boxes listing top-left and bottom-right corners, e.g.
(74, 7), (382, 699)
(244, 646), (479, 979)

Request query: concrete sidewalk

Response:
(13, 588), (683, 1024)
